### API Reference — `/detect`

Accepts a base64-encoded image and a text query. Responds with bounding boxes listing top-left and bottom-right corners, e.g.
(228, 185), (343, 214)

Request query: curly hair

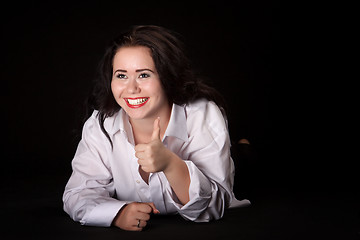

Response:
(86, 25), (227, 145)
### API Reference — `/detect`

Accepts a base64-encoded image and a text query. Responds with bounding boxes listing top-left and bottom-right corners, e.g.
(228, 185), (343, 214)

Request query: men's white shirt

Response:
(63, 99), (248, 227)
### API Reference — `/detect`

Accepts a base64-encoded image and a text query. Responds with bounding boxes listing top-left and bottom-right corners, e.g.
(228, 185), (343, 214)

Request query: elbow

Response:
(62, 191), (86, 224)
(190, 205), (225, 223)
(178, 193), (228, 223)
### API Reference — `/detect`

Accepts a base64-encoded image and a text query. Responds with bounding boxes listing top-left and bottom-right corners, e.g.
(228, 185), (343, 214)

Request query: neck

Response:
(130, 105), (172, 144)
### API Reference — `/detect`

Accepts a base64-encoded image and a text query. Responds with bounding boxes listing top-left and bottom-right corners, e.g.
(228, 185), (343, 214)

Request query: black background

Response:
(2, 1), (359, 239)
(3, 0), (274, 188)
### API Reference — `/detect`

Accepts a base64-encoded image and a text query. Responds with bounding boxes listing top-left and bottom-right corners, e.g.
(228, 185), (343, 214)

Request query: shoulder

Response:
(83, 110), (100, 131)
(186, 98), (221, 110)
(184, 99), (228, 132)
(185, 99), (225, 122)
(81, 111), (104, 140)
(82, 110), (121, 138)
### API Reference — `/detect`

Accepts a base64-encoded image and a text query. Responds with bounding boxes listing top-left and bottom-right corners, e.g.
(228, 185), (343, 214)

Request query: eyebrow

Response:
(113, 68), (155, 74)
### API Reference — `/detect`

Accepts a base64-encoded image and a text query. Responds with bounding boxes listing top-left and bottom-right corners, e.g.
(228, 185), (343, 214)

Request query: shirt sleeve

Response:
(62, 112), (127, 227)
(168, 132), (234, 222)
(165, 101), (235, 222)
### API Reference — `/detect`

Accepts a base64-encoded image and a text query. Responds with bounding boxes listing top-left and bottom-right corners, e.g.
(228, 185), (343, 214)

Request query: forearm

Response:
(169, 160), (232, 222)
(163, 152), (190, 205)
(63, 188), (127, 226)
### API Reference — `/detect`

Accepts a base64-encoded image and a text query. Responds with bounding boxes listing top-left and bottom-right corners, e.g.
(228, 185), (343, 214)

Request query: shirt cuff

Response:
(81, 200), (129, 227)
(168, 160), (212, 221)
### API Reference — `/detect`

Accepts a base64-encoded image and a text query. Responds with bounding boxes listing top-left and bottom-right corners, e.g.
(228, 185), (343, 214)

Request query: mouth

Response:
(124, 97), (149, 108)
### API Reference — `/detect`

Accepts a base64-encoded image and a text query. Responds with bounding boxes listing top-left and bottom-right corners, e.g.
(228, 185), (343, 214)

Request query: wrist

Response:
(111, 204), (127, 227)
(163, 151), (183, 175)
(162, 151), (190, 205)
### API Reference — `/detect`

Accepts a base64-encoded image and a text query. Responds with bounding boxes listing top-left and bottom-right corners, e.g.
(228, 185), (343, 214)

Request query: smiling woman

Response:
(62, 25), (249, 232)
(110, 46), (171, 123)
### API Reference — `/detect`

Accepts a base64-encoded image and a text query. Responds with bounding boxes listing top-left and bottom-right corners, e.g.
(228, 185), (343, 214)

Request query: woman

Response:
(63, 25), (248, 231)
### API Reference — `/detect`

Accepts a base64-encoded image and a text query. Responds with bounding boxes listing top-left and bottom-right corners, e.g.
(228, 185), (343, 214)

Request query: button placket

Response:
(149, 173), (167, 214)
(128, 143), (150, 201)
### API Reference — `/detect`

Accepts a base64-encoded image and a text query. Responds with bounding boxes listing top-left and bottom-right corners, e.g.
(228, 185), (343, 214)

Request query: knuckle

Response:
(128, 203), (136, 211)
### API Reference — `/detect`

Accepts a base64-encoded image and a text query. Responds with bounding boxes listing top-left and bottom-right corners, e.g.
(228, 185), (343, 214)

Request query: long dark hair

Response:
(86, 25), (227, 145)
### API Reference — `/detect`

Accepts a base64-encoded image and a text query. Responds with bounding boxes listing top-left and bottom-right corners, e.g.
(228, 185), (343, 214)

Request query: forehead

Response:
(113, 46), (154, 68)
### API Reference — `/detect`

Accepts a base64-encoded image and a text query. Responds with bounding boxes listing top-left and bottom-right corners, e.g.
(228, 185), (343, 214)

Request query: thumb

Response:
(151, 117), (161, 141)
(146, 202), (160, 214)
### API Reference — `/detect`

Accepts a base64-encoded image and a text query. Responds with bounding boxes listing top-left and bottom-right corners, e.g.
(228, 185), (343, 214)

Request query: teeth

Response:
(127, 98), (148, 105)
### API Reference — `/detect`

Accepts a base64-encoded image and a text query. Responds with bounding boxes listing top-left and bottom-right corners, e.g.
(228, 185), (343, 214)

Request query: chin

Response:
(125, 110), (147, 120)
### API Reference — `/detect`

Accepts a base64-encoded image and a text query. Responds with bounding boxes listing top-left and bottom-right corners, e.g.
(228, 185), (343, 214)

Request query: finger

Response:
(130, 227), (142, 232)
(135, 143), (147, 152)
(137, 219), (147, 229)
(138, 162), (150, 173)
(136, 212), (151, 221)
(137, 202), (160, 214)
(145, 202), (160, 214)
(135, 151), (145, 160)
(131, 219), (143, 231)
(151, 117), (161, 141)
(137, 202), (153, 214)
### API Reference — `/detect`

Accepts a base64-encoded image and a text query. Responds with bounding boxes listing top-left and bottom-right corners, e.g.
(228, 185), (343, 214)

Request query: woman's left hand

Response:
(135, 117), (173, 173)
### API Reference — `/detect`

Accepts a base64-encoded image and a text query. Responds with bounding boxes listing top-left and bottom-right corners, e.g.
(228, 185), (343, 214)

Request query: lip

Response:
(124, 97), (149, 108)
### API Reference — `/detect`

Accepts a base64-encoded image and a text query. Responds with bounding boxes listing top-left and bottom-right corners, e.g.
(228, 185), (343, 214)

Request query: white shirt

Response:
(63, 99), (249, 227)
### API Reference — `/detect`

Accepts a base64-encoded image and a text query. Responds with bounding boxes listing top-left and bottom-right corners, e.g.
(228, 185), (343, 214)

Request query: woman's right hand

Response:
(112, 202), (160, 231)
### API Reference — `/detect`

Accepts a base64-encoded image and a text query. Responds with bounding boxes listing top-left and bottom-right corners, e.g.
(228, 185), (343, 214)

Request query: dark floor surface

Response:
(2, 145), (359, 240)
(2, 173), (359, 240)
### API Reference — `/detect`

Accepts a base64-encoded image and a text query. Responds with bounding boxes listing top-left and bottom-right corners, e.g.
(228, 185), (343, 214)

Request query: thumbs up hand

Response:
(135, 117), (172, 173)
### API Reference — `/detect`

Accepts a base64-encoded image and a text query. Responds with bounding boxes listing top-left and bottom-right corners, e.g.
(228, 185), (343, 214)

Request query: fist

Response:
(135, 117), (171, 173)
(112, 202), (160, 231)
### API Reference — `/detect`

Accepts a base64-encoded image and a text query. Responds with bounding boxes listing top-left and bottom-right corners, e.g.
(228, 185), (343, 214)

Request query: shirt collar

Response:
(163, 103), (189, 142)
(106, 109), (128, 135)
(109, 103), (189, 142)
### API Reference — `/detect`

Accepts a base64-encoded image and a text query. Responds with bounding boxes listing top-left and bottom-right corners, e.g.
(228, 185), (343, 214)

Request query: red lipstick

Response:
(124, 97), (149, 108)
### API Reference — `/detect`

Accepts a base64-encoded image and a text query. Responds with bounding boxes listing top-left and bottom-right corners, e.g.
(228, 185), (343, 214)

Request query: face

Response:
(111, 46), (169, 121)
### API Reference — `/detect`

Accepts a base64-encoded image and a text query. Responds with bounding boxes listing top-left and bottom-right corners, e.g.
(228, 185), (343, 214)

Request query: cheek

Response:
(145, 81), (165, 97)
(155, 84), (167, 101)
(111, 81), (125, 96)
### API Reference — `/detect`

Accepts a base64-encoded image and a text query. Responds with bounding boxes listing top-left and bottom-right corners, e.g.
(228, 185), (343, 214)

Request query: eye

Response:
(116, 73), (127, 79)
(139, 73), (150, 79)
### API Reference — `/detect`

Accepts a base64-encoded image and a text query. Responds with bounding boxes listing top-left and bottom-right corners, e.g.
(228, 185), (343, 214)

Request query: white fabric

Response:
(63, 99), (249, 226)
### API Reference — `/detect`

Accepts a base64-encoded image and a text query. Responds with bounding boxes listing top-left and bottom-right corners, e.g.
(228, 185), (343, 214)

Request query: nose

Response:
(126, 79), (140, 94)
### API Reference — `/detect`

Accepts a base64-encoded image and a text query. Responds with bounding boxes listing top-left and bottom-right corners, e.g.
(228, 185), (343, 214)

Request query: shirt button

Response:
(136, 180), (140, 184)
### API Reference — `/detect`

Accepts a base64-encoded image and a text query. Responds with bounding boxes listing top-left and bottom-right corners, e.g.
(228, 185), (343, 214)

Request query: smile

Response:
(124, 97), (149, 108)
